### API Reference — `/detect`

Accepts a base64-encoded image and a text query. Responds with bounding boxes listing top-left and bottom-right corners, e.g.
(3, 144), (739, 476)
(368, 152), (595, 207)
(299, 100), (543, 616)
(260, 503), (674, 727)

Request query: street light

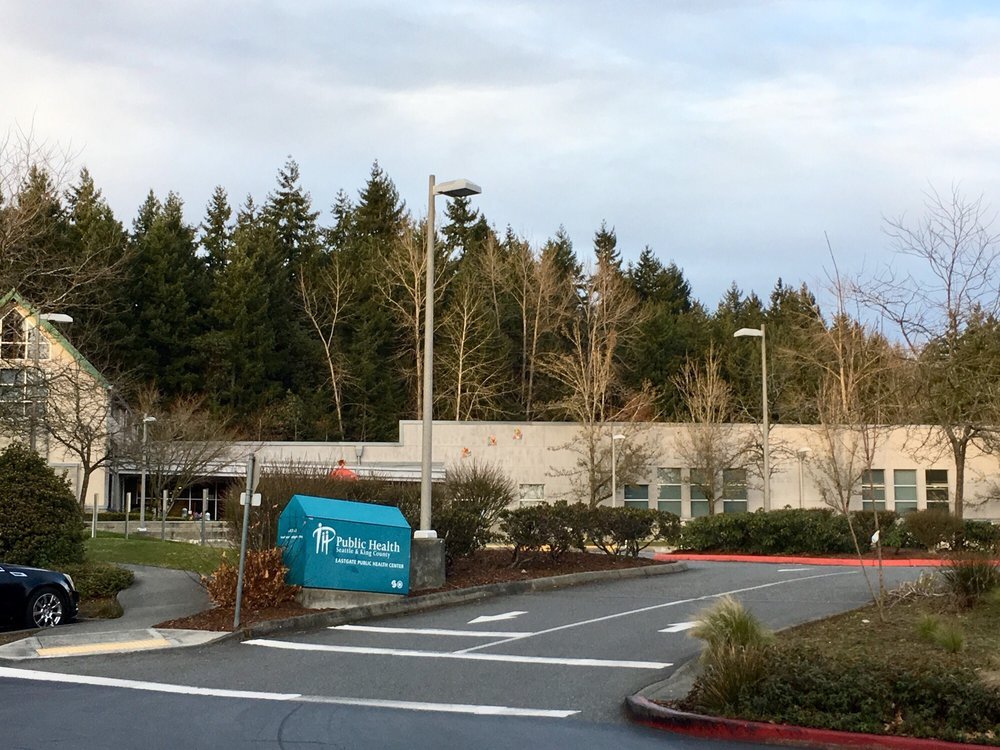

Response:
(28, 312), (73, 452)
(417, 175), (482, 539)
(734, 325), (770, 512)
(796, 447), (811, 509)
(137, 415), (156, 532)
(610, 433), (626, 507)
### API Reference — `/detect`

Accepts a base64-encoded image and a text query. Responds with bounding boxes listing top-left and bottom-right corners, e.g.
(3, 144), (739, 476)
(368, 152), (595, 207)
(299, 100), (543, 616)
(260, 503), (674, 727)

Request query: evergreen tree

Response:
(593, 220), (621, 273)
(201, 186), (232, 278)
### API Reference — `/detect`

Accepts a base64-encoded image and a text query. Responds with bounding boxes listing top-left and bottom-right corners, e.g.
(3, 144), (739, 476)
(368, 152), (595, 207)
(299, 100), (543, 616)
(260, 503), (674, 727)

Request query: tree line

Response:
(4, 130), (1000, 518)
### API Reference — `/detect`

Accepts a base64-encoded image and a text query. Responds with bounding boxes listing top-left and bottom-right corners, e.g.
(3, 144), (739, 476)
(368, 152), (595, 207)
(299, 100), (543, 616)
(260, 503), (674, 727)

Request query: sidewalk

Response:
(0, 564), (228, 660)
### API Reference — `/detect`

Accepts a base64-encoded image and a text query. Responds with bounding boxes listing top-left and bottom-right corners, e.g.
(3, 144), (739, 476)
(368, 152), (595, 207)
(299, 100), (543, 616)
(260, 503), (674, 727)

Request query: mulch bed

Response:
(155, 548), (661, 633)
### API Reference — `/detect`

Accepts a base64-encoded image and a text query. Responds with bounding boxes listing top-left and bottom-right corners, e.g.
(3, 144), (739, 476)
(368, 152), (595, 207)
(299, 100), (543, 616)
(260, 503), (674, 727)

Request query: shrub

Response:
(677, 509), (856, 555)
(437, 462), (516, 562)
(61, 562), (134, 599)
(688, 596), (773, 714)
(206, 548), (299, 610)
(0, 442), (84, 567)
(588, 507), (679, 557)
(962, 520), (1000, 553)
(903, 509), (963, 550)
(737, 648), (1000, 742)
(498, 502), (588, 564)
(940, 553), (1000, 608)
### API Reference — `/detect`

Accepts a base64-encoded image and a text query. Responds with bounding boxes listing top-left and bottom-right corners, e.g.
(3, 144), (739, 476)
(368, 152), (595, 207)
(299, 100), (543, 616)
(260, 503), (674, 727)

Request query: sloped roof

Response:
(0, 289), (110, 388)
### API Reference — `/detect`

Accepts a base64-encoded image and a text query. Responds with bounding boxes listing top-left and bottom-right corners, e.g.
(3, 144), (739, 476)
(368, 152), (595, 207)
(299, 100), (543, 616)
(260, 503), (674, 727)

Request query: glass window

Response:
(893, 469), (917, 513)
(624, 484), (649, 509)
(722, 468), (748, 513)
(657, 468), (682, 515)
(0, 311), (26, 360)
(0, 367), (30, 418)
(925, 469), (949, 511)
(518, 483), (544, 507)
(689, 468), (708, 501)
(861, 469), (885, 511)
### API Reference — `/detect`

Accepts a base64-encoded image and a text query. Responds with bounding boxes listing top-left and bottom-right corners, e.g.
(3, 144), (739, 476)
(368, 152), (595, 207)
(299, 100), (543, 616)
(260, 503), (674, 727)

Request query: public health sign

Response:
(277, 495), (411, 595)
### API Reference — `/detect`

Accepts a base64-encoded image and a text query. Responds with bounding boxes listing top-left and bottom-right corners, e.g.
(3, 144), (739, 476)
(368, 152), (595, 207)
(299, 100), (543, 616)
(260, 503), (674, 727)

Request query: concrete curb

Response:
(654, 553), (947, 567)
(625, 693), (997, 749)
(225, 561), (688, 642)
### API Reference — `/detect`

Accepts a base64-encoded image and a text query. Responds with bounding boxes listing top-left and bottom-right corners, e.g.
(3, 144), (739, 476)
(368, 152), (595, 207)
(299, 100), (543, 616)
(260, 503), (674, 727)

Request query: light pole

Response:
(734, 325), (770, 512)
(796, 447), (810, 509)
(610, 433), (626, 507)
(28, 312), (73, 452)
(417, 175), (482, 539)
(137, 415), (156, 532)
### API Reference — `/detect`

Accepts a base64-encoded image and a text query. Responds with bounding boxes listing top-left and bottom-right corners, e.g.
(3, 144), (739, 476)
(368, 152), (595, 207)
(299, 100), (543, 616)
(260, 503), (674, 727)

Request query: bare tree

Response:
(672, 347), (753, 514)
(299, 252), (354, 438)
(857, 187), (1000, 519)
(127, 389), (243, 512)
(0, 125), (124, 310)
(542, 265), (656, 506)
(436, 274), (508, 420)
(509, 241), (573, 419)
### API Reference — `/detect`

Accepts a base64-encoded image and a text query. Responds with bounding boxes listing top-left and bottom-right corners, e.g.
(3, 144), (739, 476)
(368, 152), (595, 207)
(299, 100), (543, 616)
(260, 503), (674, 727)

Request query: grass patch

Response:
(78, 596), (123, 619)
(85, 532), (231, 576)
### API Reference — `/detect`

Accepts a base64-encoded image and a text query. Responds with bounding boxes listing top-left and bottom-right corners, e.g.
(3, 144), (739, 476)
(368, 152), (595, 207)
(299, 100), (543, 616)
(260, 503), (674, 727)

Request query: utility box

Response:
(277, 495), (411, 595)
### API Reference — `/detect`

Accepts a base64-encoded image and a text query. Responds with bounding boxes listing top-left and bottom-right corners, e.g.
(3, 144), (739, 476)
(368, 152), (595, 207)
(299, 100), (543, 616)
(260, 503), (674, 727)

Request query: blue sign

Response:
(277, 495), (411, 595)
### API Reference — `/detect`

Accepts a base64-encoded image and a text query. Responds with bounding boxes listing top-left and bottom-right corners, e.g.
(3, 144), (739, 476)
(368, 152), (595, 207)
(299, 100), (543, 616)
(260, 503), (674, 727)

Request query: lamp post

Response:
(28, 312), (73, 452)
(417, 175), (482, 539)
(137, 415), (156, 532)
(734, 325), (770, 512)
(610, 433), (626, 507)
(796, 447), (810, 509)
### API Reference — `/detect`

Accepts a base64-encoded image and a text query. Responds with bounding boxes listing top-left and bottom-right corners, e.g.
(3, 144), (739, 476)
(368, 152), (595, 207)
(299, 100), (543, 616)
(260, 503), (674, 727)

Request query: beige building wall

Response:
(235, 420), (1000, 521)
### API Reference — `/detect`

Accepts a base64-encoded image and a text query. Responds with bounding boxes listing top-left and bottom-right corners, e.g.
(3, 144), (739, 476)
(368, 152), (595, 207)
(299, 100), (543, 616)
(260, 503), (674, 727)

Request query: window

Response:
(624, 484), (649, 509)
(722, 468), (748, 514)
(657, 467), (682, 516)
(893, 470), (917, 514)
(926, 470), (949, 511)
(0, 311), (26, 360)
(689, 469), (709, 517)
(861, 469), (885, 511)
(0, 368), (31, 418)
(518, 483), (545, 507)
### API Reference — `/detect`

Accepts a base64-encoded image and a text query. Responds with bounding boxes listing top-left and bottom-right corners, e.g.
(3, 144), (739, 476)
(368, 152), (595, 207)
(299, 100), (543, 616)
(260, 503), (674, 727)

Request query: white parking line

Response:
(777, 568), (813, 572)
(245, 639), (671, 669)
(331, 625), (533, 638)
(0, 666), (578, 718)
(454, 570), (856, 654)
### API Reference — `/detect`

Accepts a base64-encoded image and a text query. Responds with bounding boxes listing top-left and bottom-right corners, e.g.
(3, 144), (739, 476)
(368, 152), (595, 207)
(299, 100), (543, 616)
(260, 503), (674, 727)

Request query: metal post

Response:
(234, 453), (255, 629)
(417, 175), (436, 538)
(138, 416), (149, 532)
(761, 324), (770, 512)
(201, 488), (208, 545)
(161, 489), (167, 541)
(29, 320), (40, 452)
(611, 436), (617, 507)
(798, 453), (805, 509)
(91, 493), (98, 538)
(124, 492), (131, 539)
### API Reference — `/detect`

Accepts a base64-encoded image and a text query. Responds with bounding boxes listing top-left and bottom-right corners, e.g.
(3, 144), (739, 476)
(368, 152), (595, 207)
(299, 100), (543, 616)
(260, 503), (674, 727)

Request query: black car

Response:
(0, 563), (79, 629)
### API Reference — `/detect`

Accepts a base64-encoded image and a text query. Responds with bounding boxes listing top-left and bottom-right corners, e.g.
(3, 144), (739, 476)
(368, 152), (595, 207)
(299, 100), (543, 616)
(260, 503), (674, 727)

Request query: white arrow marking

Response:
(658, 621), (697, 633)
(468, 611), (527, 625)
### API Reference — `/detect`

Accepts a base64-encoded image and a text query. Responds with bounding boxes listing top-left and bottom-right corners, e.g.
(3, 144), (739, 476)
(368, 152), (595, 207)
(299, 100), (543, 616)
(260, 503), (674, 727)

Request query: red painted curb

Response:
(653, 553), (946, 567)
(626, 694), (996, 750)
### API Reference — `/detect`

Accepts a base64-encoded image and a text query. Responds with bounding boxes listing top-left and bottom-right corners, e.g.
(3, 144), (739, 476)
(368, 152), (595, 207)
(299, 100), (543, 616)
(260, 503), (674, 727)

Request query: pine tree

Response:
(593, 220), (621, 273)
(201, 186), (232, 278)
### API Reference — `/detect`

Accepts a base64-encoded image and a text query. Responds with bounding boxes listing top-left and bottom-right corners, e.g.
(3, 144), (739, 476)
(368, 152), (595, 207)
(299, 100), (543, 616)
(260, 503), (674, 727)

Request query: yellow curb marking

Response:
(35, 638), (170, 657)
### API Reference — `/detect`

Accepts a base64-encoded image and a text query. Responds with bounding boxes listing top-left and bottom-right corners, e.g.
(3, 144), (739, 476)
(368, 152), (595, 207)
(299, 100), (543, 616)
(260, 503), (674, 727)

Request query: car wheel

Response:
(26, 588), (66, 628)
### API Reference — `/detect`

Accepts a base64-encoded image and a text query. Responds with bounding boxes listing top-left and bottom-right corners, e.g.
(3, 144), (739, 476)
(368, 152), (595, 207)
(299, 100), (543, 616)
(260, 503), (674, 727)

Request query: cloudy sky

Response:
(4, 1), (1000, 307)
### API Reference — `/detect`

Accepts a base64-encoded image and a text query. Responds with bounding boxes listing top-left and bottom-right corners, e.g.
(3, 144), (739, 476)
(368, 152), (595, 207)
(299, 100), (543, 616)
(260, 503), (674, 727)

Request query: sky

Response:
(3, 0), (1000, 308)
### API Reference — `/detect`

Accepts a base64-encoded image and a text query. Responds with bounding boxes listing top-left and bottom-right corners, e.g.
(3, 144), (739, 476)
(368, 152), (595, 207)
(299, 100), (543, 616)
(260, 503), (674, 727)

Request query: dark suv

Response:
(0, 563), (79, 629)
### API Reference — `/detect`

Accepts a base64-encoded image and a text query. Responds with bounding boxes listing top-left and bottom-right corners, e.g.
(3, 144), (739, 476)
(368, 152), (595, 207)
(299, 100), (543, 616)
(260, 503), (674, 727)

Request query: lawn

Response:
(85, 532), (231, 576)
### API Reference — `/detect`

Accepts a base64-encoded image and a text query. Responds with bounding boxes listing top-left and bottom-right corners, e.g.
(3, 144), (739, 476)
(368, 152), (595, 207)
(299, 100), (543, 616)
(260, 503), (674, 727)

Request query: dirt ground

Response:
(156, 548), (661, 632)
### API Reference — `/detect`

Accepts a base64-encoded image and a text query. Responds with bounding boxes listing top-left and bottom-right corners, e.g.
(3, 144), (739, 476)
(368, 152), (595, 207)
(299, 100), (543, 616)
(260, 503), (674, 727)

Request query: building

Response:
(0, 289), (119, 508)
